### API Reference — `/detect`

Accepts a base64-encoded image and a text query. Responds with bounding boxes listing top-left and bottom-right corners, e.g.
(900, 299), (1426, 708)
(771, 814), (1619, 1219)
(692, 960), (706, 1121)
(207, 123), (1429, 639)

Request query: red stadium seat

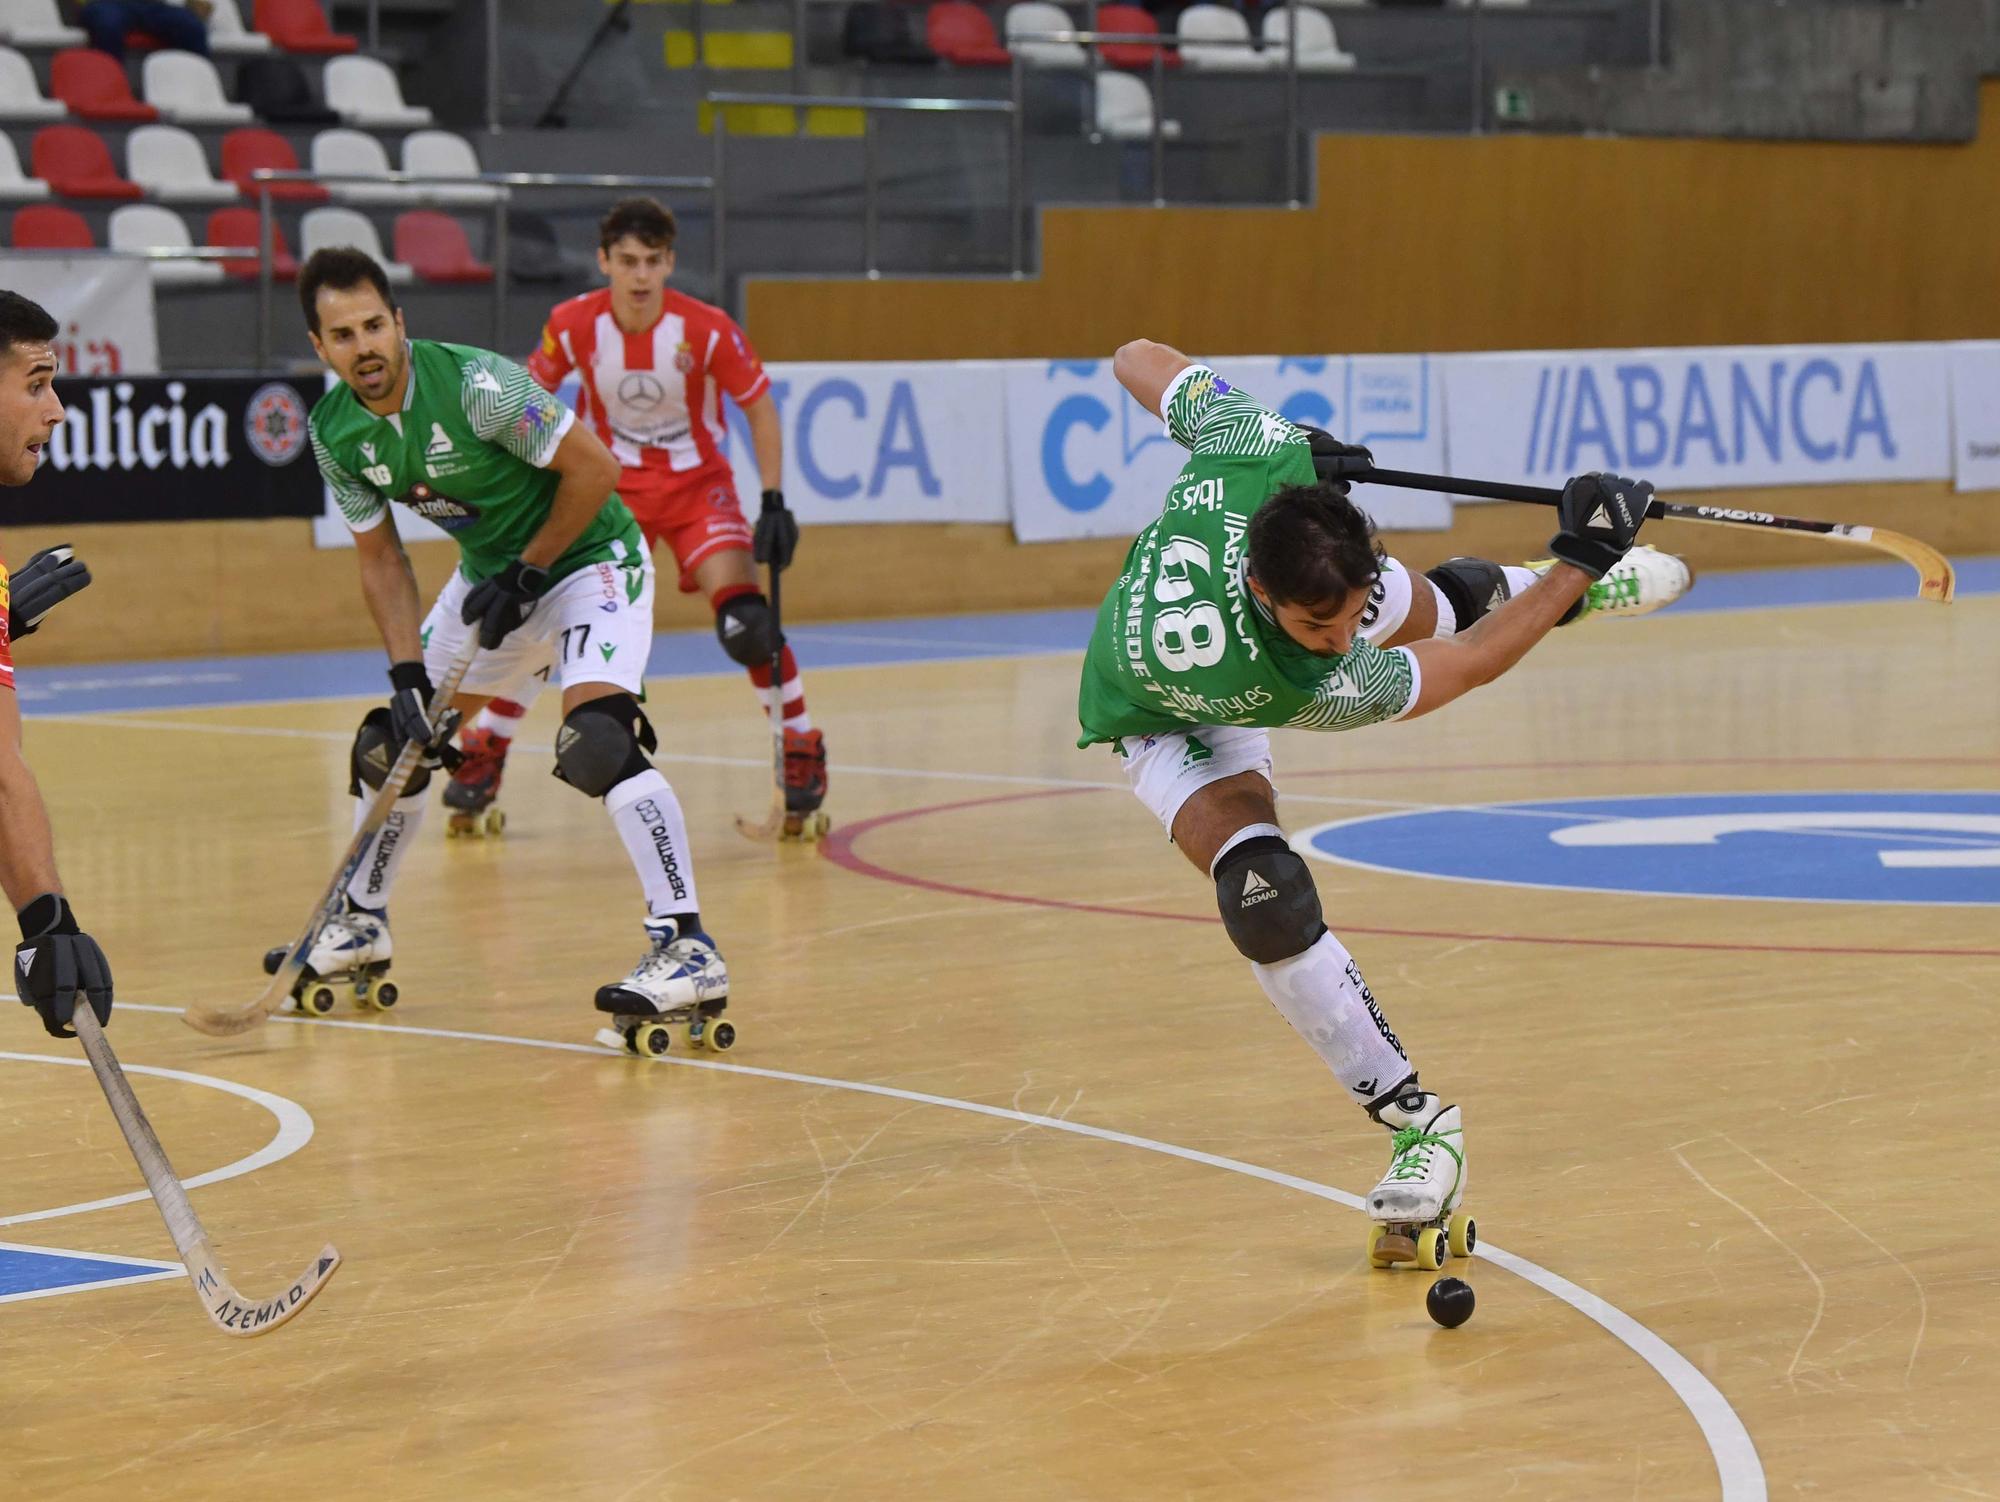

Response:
(1096, 6), (1177, 69)
(11, 203), (95, 249)
(393, 210), (492, 284)
(220, 128), (329, 202)
(50, 49), (161, 122)
(31, 125), (144, 199)
(253, 0), (358, 54)
(926, 2), (1010, 66)
(206, 205), (300, 279)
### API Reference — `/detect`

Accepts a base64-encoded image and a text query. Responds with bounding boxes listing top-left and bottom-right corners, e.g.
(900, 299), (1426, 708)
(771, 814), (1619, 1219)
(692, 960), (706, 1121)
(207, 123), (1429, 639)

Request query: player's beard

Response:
(350, 343), (404, 403)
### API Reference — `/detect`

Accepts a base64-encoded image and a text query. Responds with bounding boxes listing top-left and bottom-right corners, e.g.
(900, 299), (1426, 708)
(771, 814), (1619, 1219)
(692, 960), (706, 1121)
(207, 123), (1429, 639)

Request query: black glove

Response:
(8, 545), (91, 640)
(1298, 427), (1374, 493)
(459, 559), (549, 650)
(387, 660), (460, 766)
(1549, 471), (1651, 579)
(15, 893), (112, 1040)
(753, 489), (798, 571)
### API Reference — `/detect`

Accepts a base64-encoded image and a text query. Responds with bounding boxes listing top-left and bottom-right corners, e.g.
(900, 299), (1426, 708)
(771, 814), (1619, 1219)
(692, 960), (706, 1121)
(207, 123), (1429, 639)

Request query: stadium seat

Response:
(926, 3), (1009, 67)
(127, 124), (240, 204)
(324, 55), (433, 128)
(51, 48), (160, 122)
(253, 0), (357, 54)
(221, 126), (326, 201)
(1260, 7), (1355, 71)
(31, 124), (144, 198)
(109, 203), (226, 286)
(10, 202), (93, 249)
(1004, 2), (1085, 67)
(1094, 70), (1179, 142)
(840, 3), (936, 64)
(0, 134), (52, 201)
(206, 204), (298, 279)
(0, 0), (84, 47)
(401, 129), (501, 206)
(206, 0), (275, 55)
(1096, 5), (1175, 70)
(300, 205), (414, 284)
(236, 54), (338, 124)
(311, 127), (411, 204)
(504, 211), (569, 285)
(1177, 4), (1268, 70)
(394, 210), (491, 283)
(142, 51), (255, 125)
(0, 46), (66, 121)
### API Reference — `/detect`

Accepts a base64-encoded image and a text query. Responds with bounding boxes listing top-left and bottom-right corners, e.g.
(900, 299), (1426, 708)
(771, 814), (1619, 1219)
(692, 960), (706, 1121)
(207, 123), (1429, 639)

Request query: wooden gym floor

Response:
(2, 571), (1995, 1501)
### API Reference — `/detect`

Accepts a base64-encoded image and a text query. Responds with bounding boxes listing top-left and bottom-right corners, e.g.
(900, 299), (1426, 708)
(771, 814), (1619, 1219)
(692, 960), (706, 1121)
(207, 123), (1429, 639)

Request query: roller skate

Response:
(781, 727), (830, 842)
(263, 901), (398, 1017)
(592, 916), (735, 1058)
(1537, 543), (1694, 623)
(443, 725), (508, 838)
(1363, 1087), (1473, 1272)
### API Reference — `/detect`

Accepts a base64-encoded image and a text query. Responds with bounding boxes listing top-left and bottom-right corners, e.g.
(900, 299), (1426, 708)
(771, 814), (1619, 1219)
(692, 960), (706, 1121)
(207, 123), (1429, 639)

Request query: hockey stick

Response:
(183, 639), (480, 1037)
(1346, 465), (1955, 603)
(734, 555), (792, 843)
(73, 1006), (340, 1335)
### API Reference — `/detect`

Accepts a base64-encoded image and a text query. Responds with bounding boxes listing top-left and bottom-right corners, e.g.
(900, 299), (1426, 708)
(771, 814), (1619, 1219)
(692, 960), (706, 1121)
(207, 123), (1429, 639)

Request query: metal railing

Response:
(704, 91), (1022, 280)
(245, 169), (718, 370)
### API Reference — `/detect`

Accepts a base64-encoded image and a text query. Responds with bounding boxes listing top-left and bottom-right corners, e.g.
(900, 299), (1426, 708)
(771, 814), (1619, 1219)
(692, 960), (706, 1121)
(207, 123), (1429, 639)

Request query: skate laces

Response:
(1386, 1124), (1462, 1181)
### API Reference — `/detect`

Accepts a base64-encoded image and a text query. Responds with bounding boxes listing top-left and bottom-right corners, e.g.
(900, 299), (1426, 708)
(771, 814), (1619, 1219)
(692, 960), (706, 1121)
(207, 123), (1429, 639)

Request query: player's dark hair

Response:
(298, 247), (399, 334)
(0, 289), (58, 362)
(599, 197), (677, 254)
(1247, 483), (1385, 610)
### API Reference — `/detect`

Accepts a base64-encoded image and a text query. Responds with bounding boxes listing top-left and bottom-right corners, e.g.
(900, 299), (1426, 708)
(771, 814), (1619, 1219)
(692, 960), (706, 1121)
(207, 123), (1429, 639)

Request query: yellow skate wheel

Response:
(485, 808), (506, 836)
(1447, 1210), (1476, 1259)
(1367, 1224), (1393, 1268)
(627, 1022), (671, 1058)
(706, 1019), (737, 1052)
(302, 985), (338, 1017)
(1417, 1227), (1449, 1272)
(369, 980), (400, 1012)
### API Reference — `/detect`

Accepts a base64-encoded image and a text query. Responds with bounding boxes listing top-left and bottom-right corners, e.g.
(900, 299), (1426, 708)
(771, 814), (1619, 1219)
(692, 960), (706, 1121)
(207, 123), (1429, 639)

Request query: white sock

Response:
(605, 769), (700, 920)
(1502, 565), (1540, 597)
(1426, 579), (1458, 638)
(476, 701), (528, 738)
(345, 790), (427, 912)
(1252, 931), (1414, 1111)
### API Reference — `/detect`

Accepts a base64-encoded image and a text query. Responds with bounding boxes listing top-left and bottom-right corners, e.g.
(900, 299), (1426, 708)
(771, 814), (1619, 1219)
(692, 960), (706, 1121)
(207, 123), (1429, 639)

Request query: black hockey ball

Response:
(1426, 1276), (1475, 1329)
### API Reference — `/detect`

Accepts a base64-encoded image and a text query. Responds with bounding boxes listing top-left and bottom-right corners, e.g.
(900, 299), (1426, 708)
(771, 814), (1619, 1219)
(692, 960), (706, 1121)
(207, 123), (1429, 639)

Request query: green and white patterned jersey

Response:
(310, 339), (642, 584)
(1076, 365), (1420, 746)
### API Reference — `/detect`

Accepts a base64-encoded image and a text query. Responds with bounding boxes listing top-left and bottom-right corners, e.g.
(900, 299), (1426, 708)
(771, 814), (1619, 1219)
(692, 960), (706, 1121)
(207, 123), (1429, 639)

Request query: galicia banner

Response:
(19, 374), (320, 525)
(0, 253), (160, 376)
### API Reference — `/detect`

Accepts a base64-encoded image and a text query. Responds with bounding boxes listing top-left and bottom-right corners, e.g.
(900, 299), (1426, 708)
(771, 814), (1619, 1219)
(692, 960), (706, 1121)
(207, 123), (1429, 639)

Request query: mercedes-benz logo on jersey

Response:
(396, 481), (479, 531)
(617, 371), (668, 410)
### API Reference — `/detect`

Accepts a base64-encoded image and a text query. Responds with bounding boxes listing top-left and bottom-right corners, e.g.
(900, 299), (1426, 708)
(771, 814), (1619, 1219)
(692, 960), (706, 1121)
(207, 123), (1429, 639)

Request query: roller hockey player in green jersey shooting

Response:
(293, 248), (730, 1051)
(1079, 340), (1685, 1271)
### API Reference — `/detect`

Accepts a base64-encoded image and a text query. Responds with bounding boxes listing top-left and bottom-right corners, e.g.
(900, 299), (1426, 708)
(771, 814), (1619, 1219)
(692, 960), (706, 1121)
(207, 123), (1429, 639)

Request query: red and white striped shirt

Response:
(527, 287), (770, 487)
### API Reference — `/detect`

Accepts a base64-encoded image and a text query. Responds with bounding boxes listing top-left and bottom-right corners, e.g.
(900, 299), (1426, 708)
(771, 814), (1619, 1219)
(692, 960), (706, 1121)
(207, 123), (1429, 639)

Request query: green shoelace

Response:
(1386, 1124), (1463, 1182)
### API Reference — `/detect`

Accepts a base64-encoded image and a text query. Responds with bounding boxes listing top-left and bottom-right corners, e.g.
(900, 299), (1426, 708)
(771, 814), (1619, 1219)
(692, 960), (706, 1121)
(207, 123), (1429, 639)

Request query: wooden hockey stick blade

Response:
(735, 795), (787, 842)
(74, 1007), (341, 1335)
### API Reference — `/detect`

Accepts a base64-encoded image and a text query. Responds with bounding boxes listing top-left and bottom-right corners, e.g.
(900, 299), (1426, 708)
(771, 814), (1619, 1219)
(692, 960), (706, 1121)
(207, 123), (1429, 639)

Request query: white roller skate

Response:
(264, 903), (397, 1017)
(1538, 543), (1694, 622)
(1364, 1089), (1473, 1272)
(592, 918), (735, 1058)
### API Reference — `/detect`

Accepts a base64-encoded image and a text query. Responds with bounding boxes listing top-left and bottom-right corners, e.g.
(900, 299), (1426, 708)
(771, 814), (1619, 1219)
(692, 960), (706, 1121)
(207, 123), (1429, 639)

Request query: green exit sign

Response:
(1494, 86), (1532, 122)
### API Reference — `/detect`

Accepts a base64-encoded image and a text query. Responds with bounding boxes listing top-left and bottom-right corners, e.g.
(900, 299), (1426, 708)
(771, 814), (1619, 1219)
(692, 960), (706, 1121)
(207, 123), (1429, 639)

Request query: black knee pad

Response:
(554, 694), (658, 797)
(349, 706), (432, 797)
(1214, 836), (1325, 964)
(714, 593), (780, 668)
(1425, 557), (1512, 634)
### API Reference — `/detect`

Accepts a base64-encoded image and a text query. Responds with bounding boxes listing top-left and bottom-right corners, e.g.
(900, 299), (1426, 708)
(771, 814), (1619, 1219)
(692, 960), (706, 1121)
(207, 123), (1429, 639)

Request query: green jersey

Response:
(1077, 366), (1419, 747)
(310, 339), (642, 584)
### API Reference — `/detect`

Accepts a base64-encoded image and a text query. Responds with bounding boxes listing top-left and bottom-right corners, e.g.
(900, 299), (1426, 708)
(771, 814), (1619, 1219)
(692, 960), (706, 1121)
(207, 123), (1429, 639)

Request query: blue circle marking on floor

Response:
(1297, 791), (2000, 905)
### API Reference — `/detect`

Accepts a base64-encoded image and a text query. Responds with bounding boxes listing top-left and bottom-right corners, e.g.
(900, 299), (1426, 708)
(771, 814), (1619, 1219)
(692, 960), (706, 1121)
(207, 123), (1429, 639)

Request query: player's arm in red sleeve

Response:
(712, 315), (781, 493)
(0, 670), (61, 907)
(525, 313), (574, 393)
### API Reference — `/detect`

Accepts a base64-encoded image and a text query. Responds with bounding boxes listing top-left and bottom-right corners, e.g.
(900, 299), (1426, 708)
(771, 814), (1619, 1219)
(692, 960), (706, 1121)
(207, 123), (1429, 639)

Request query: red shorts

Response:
(619, 469), (755, 594)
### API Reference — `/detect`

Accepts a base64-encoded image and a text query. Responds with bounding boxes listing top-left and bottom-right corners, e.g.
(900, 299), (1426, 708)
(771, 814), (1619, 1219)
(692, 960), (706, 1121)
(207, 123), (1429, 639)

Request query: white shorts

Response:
(1117, 725), (1274, 835)
(423, 555), (656, 702)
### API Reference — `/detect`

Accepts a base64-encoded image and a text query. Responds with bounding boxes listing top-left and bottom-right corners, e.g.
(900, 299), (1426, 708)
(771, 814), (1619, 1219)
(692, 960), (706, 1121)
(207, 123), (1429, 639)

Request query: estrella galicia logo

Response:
(395, 482), (478, 530)
(244, 382), (308, 466)
(1296, 792), (2000, 906)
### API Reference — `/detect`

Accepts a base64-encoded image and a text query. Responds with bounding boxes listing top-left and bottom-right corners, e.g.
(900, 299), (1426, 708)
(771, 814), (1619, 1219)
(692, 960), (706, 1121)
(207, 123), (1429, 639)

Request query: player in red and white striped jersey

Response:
(441, 198), (826, 835)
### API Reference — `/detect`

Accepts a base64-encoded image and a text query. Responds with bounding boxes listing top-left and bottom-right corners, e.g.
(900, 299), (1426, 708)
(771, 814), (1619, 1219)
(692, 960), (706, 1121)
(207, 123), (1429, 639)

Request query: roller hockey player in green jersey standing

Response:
(1078, 340), (1687, 1269)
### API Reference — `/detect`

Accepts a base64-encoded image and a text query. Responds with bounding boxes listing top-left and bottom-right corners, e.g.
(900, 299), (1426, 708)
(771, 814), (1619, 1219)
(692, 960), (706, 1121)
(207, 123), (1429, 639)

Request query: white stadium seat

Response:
(1260, 7), (1356, 71)
(127, 124), (240, 204)
(142, 52), (254, 126)
(0, 45), (65, 121)
(1177, 4), (1270, 70)
(0, 132), (52, 201)
(0, 0), (85, 47)
(311, 127), (415, 204)
(300, 205), (415, 284)
(401, 129), (503, 206)
(1004, 2), (1086, 68)
(324, 56), (434, 128)
(1094, 72), (1180, 143)
(205, 0), (274, 55)
(109, 203), (226, 287)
